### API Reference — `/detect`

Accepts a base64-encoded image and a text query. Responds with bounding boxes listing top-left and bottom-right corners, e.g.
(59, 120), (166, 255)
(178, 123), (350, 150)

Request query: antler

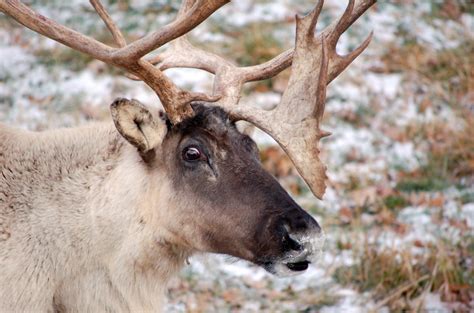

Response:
(153, 0), (375, 198)
(0, 0), (228, 123)
(251, 0), (375, 199)
(0, 0), (376, 199)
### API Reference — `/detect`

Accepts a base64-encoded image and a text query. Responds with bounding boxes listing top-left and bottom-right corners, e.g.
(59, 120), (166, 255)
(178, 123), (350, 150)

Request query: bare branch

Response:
(90, 0), (126, 47)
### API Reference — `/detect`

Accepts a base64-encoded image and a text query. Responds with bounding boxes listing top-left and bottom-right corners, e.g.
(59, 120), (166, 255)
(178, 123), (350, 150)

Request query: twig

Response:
(413, 262), (439, 313)
(374, 274), (430, 310)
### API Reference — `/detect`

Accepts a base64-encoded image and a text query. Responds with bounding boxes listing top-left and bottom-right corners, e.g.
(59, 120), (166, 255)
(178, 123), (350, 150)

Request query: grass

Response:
(397, 112), (474, 192)
(383, 194), (409, 210)
(428, 0), (474, 20)
(428, 114), (474, 180)
(333, 240), (473, 310)
(373, 8), (474, 197)
(35, 48), (96, 72)
(383, 35), (474, 191)
(203, 20), (291, 93)
(233, 23), (283, 67)
(380, 39), (472, 106)
(460, 191), (474, 204)
(396, 177), (448, 193)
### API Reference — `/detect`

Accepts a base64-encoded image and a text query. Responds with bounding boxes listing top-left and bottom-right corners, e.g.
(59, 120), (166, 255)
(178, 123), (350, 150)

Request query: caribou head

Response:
(113, 99), (324, 275)
(0, 0), (376, 276)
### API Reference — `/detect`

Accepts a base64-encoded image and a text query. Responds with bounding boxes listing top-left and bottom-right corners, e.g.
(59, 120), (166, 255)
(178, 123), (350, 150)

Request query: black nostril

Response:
(289, 236), (302, 251)
(283, 231), (302, 251)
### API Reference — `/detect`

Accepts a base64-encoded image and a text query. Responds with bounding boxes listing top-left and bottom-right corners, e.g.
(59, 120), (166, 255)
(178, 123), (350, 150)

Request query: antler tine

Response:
(325, 0), (375, 83)
(236, 2), (319, 84)
(314, 38), (329, 121)
(291, 0), (328, 122)
(138, 0), (230, 74)
(0, 0), (114, 61)
(111, 0), (229, 61)
(238, 0), (376, 83)
(238, 49), (293, 83)
(148, 0), (236, 74)
(157, 38), (234, 74)
(305, 0), (325, 40)
(225, 0), (376, 199)
(89, 0), (126, 48)
(326, 0), (355, 48)
(327, 31), (373, 83)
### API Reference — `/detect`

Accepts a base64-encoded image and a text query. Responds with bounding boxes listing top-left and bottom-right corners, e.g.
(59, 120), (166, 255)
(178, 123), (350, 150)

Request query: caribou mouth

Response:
(286, 260), (310, 272)
(262, 230), (325, 276)
(262, 259), (311, 277)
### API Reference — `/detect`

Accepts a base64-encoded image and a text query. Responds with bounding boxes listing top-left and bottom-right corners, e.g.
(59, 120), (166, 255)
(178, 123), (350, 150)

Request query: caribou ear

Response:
(110, 98), (167, 162)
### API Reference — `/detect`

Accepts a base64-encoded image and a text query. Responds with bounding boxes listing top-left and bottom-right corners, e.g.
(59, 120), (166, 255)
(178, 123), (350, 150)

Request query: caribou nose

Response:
(281, 207), (322, 254)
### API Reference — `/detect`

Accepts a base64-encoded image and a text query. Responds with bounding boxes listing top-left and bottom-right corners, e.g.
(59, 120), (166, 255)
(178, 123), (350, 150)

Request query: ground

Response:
(0, 0), (473, 312)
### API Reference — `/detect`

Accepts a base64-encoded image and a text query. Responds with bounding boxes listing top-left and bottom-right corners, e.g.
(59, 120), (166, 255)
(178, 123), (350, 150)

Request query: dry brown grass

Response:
(376, 23), (474, 188)
(334, 239), (473, 311)
(400, 111), (474, 187)
(200, 21), (292, 93)
(379, 40), (473, 104)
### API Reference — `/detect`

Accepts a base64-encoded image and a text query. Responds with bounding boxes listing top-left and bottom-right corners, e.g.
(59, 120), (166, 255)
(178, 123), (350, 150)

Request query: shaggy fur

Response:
(0, 122), (185, 312)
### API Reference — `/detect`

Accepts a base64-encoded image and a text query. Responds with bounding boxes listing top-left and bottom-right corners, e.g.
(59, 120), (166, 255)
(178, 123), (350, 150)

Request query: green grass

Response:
(460, 191), (474, 204)
(428, 1), (474, 20)
(35, 48), (95, 72)
(383, 195), (409, 210)
(396, 177), (449, 193)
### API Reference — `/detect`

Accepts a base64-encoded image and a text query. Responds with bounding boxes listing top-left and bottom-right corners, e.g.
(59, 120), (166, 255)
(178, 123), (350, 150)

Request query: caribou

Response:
(0, 0), (376, 311)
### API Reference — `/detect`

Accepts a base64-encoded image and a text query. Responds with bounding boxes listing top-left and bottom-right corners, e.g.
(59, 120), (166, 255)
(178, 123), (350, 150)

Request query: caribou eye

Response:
(182, 146), (202, 162)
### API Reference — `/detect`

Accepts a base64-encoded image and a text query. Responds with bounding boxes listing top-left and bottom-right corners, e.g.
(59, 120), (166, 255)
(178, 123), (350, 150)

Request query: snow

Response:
(366, 73), (402, 99)
(165, 68), (214, 93)
(320, 289), (374, 313)
(461, 203), (474, 229)
(215, 2), (294, 27)
(423, 293), (451, 313)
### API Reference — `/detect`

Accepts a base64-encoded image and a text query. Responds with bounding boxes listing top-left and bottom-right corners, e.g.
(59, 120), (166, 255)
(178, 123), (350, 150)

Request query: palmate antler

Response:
(0, 0), (376, 199)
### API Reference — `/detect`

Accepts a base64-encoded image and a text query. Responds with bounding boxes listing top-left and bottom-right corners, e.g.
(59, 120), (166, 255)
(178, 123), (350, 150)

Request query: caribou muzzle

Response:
(259, 205), (325, 277)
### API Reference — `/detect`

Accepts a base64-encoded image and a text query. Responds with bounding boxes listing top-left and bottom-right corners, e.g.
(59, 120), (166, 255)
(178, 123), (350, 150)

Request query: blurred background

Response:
(0, 0), (473, 311)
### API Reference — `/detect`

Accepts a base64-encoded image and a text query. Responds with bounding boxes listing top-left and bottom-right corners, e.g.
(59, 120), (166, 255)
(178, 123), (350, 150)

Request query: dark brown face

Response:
(160, 104), (324, 276)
